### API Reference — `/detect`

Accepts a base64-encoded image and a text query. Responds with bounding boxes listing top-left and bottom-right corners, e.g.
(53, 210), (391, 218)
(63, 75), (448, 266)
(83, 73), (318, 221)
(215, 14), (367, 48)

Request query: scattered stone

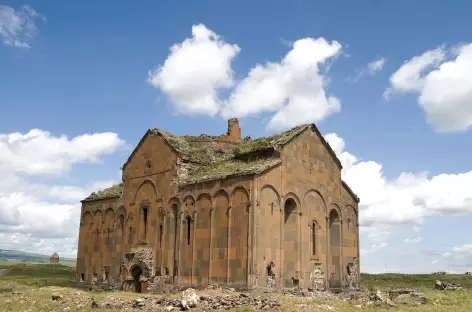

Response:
(51, 293), (64, 301)
(0, 269), (9, 277)
(351, 288), (427, 308)
(435, 280), (463, 291)
(314, 304), (337, 310)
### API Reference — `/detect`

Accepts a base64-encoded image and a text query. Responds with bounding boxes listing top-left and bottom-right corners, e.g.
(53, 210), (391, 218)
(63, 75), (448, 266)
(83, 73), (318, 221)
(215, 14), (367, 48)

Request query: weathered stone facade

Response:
(75, 119), (360, 292)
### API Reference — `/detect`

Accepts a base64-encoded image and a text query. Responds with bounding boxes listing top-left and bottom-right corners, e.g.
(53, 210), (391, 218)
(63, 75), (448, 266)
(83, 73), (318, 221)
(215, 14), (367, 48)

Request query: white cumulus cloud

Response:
(147, 24), (241, 116)
(0, 4), (45, 48)
(0, 129), (125, 176)
(148, 24), (343, 130)
(0, 128), (125, 258)
(385, 43), (472, 132)
(324, 132), (472, 228)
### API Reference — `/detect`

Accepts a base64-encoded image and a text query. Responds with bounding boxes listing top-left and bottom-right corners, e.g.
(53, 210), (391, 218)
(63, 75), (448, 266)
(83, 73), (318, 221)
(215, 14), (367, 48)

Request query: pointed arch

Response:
(194, 192), (212, 286)
(329, 203), (342, 220)
(210, 189), (230, 284)
(132, 178), (159, 203)
(183, 195), (196, 210)
(229, 186), (250, 207)
(283, 192), (301, 212)
(212, 189), (230, 201)
(303, 189), (327, 214)
(259, 184), (281, 204)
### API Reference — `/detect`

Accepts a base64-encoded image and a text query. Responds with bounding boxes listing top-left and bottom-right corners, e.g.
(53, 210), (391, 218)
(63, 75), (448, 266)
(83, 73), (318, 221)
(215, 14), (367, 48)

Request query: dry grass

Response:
(1, 264), (471, 311)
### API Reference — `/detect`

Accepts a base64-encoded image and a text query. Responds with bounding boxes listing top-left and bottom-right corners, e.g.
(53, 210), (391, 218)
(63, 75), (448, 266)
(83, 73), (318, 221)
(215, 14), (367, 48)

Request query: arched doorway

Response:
(283, 198), (298, 289)
(329, 209), (341, 289)
(131, 266), (143, 293)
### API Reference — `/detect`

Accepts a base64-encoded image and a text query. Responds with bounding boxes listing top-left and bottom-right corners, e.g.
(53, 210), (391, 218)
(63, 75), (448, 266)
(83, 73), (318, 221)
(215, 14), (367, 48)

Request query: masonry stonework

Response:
(75, 119), (360, 293)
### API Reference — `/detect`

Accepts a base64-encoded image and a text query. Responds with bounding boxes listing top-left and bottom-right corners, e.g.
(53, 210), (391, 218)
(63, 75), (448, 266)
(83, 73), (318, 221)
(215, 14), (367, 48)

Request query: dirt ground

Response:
(1, 264), (472, 312)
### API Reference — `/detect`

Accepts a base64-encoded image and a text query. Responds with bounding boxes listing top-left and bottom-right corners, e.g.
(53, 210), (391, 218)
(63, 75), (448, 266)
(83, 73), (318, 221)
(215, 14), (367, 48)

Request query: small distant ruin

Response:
(50, 252), (59, 264)
(75, 119), (360, 293)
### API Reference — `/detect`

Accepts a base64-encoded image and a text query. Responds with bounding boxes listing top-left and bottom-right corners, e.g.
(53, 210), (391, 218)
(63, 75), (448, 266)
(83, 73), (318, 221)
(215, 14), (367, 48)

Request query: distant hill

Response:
(0, 249), (76, 266)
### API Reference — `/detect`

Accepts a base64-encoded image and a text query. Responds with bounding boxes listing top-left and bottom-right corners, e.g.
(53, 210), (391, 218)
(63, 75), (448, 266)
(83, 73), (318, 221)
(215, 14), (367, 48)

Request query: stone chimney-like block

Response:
(227, 118), (242, 143)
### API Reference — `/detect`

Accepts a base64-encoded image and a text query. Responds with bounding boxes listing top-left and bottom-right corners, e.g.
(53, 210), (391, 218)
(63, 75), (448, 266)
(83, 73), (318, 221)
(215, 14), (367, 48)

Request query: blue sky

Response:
(0, 1), (471, 273)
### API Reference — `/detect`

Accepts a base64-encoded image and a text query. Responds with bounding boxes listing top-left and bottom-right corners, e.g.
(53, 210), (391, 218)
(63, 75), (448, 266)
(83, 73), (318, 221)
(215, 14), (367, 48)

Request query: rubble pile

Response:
(88, 289), (280, 310)
(350, 288), (427, 308)
(435, 280), (463, 291)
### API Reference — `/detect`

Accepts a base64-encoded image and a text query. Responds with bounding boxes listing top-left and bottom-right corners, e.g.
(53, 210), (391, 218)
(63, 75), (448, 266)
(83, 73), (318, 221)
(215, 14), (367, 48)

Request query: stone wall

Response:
(253, 126), (360, 292)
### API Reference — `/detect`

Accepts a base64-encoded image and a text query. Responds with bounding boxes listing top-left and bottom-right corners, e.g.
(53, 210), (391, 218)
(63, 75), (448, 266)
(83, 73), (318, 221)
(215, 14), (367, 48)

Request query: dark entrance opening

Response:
(131, 266), (143, 293)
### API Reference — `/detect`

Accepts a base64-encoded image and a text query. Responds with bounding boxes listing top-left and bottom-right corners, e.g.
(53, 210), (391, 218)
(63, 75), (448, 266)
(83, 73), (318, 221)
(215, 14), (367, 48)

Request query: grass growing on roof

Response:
(186, 158), (281, 182)
(233, 124), (309, 157)
(84, 183), (123, 201)
(156, 129), (224, 164)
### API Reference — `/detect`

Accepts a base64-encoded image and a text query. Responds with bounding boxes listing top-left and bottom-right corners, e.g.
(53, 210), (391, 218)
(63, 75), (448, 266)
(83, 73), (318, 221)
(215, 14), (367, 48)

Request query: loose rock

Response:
(435, 280), (463, 290)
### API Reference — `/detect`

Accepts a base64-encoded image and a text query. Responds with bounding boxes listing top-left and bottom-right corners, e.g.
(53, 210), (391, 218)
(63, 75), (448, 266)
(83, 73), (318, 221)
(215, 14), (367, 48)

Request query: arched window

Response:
(159, 224), (163, 247)
(312, 222), (317, 256)
(186, 216), (192, 246)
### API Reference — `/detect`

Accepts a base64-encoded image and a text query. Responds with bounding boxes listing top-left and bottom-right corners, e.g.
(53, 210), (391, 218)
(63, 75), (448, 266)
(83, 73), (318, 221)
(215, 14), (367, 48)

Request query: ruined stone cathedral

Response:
(75, 119), (360, 293)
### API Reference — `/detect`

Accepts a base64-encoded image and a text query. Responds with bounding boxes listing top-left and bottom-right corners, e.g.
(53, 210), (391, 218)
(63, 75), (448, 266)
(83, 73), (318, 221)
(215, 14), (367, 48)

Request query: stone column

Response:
(226, 206), (232, 285)
(340, 219), (344, 288)
(191, 211), (197, 286)
(298, 211), (303, 289)
(279, 205), (284, 291)
(175, 210), (183, 285)
(325, 216), (329, 289)
(208, 207), (214, 284)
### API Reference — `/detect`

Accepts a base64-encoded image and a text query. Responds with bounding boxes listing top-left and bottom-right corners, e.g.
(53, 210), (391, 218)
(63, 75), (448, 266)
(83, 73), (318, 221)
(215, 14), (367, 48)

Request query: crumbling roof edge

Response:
(177, 159), (282, 187)
(80, 194), (122, 204)
(342, 180), (360, 204)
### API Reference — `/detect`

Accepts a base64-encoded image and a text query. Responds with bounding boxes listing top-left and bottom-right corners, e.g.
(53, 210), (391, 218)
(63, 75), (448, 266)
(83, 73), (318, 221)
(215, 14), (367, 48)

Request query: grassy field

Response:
(0, 249), (77, 267)
(0, 263), (471, 311)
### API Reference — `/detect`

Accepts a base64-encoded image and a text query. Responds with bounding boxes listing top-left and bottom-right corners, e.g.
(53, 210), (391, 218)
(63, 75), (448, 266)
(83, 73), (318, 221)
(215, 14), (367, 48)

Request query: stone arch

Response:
(163, 200), (180, 280)
(121, 252), (152, 293)
(229, 186), (250, 207)
(104, 208), (115, 241)
(210, 189), (230, 284)
(283, 192), (301, 213)
(329, 203), (342, 220)
(283, 196), (299, 288)
(259, 184), (281, 204)
(104, 208), (115, 227)
(116, 206), (126, 219)
(328, 208), (341, 289)
(303, 189), (327, 215)
(212, 188), (230, 201)
(301, 189), (327, 286)
(114, 206), (126, 279)
(257, 184), (281, 289)
(193, 193), (212, 286)
(82, 206), (93, 217)
(229, 186), (250, 287)
(81, 211), (92, 226)
(179, 211), (194, 285)
(168, 196), (181, 208)
(132, 178), (159, 203)
(197, 192), (212, 205)
(183, 195), (196, 210)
